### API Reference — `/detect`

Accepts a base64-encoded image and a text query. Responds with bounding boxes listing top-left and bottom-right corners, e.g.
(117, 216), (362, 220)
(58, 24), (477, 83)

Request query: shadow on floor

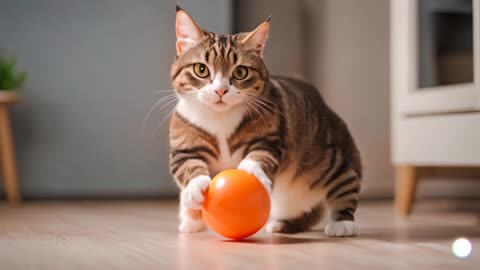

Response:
(360, 225), (480, 242)
(222, 235), (325, 245)
(220, 223), (480, 245)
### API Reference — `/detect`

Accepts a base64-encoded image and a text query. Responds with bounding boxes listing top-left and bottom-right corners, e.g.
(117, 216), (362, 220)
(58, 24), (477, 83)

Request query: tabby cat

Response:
(169, 6), (361, 236)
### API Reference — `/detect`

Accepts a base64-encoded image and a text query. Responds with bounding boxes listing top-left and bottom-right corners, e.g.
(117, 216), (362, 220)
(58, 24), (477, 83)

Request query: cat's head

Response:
(171, 6), (270, 112)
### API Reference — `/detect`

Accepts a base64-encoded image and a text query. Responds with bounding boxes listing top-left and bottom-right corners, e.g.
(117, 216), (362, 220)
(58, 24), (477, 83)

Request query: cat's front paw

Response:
(180, 175), (211, 209)
(179, 218), (206, 233)
(266, 220), (286, 233)
(324, 221), (359, 237)
(237, 159), (272, 193)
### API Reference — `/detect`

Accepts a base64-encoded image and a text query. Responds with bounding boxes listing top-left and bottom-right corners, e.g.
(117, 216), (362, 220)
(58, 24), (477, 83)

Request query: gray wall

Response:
(0, 0), (231, 198)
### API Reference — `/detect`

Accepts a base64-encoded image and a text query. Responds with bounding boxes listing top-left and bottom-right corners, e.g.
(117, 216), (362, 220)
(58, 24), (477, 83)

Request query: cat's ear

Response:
(240, 16), (271, 56)
(175, 5), (204, 55)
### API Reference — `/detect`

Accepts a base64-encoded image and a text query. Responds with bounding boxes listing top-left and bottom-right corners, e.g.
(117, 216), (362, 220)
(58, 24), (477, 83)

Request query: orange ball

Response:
(202, 169), (271, 240)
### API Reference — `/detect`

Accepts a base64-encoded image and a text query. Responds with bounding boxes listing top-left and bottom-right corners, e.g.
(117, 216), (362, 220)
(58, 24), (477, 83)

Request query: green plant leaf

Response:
(0, 54), (27, 90)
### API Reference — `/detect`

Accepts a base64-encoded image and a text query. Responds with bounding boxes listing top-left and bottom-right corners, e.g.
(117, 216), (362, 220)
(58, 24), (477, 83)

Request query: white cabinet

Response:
(391, 0), (480, 215)
(396, 0), (480, 115)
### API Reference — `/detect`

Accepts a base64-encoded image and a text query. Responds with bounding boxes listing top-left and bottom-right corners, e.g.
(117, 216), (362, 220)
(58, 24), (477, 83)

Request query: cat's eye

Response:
(193, 63), (210, 78)
(233, 66), (248, 80)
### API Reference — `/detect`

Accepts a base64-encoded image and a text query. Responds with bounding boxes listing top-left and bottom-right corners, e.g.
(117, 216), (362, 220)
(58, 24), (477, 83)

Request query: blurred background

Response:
(0, 0), (479, 201)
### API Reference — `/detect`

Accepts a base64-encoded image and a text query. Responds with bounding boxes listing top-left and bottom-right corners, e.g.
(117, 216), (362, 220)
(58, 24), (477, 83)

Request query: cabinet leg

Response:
(0, 105), (21, 205)
(395, 165), (417, 217)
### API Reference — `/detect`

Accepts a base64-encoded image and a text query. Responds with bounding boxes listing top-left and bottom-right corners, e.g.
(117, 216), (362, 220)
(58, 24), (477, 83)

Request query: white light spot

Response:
(452, 238), (472, 258)
(216, 178), (225, 189)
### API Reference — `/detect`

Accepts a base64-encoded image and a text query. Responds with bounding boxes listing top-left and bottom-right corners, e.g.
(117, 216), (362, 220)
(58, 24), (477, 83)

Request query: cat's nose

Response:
(215, 89), (229, 97)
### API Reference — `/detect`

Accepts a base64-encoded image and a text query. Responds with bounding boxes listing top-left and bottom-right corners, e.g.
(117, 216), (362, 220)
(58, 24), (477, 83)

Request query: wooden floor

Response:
(0, 199), (479, 270)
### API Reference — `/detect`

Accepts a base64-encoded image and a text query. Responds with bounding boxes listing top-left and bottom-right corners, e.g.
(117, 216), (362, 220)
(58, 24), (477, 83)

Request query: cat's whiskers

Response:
(254, 94), (278, 107)
(144, 94), (180, 130)
(243, 97), (262, 117)
(243, 97), (271, 122)
(243, 95), (277, 119)
(254, 100), (278, 119)
(246, 103), (258, 120)
(247, 99), (287, 136)
(246, 93), (288, 119)
(152, 91), (200, 135)
(241, 103), (255, 121)
(154, 104), (178, 135)
(152, 89), (177, 95)
(145, 91), (199, 134)
(145, 99), (179, 134)
(248, 102), (277, 134)
(239, 96), (281, 135)
(246, 92), (278, 106)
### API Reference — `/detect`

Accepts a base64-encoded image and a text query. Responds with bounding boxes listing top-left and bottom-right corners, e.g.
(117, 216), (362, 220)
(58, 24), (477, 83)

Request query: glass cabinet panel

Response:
(418, 0), (474, 88)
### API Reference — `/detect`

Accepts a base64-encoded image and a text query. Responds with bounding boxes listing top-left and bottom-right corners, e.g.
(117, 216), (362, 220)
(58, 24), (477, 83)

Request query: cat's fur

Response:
(169, 6), (361, 236)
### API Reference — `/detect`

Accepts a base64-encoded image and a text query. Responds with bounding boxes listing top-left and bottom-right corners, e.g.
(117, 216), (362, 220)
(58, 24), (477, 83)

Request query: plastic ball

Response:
(202, 169), (271, 240)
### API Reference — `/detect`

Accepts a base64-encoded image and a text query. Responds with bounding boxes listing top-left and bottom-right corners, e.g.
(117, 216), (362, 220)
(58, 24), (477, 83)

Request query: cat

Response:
(169, 6), (361, 236)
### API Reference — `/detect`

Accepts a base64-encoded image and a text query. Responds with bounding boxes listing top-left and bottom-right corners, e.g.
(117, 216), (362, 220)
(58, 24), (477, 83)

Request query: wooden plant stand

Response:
(0, 91), (21, 205)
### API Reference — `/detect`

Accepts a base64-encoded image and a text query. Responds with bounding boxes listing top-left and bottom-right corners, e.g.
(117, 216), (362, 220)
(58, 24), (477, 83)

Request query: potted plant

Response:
(0, 54), (26, 102)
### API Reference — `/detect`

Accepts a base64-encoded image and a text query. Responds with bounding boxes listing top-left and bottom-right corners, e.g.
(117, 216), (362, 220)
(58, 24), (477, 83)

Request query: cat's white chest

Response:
(210, 136), (243, 176)
(176, 99), (245, 175)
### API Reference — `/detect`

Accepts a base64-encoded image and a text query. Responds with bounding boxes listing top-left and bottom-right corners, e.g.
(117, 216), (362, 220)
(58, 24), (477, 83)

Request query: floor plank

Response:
(0, 200), (478, 269)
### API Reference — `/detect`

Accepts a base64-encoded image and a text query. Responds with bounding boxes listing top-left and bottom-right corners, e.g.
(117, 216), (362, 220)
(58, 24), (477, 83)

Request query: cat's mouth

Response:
(210, 99), (231, 111)
(214, 100), (229, 108)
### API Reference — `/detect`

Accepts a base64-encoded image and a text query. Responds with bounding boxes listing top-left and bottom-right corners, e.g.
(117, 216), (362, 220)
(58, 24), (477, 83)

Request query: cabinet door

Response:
(397, 0), (480, 115)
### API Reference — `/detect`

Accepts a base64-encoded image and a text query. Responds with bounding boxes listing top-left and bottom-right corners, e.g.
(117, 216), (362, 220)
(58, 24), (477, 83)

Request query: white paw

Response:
(238, 159), (272, 193)
(180, 175), (211, 209)
(266, 220), (285, 233)
(324, 221), (359, 237)
(179, 218), (206, 233)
